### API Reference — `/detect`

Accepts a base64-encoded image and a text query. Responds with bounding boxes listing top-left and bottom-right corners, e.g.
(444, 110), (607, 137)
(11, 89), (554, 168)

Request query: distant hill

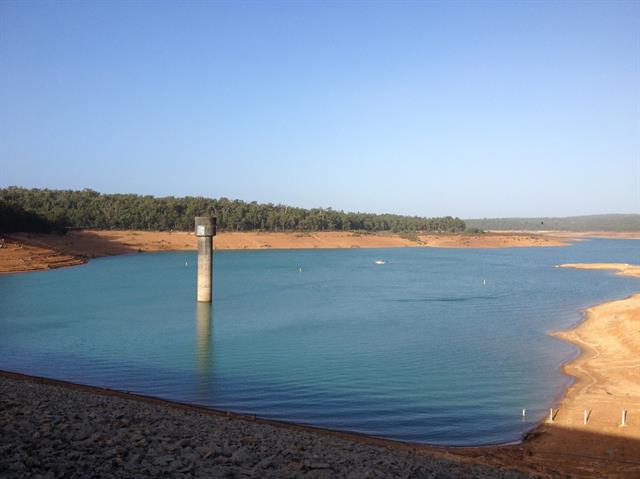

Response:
(465, 214), (640, 232)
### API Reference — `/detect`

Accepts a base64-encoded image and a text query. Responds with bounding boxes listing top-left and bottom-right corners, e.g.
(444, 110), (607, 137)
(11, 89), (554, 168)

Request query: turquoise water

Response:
(1, 239), (638, 445)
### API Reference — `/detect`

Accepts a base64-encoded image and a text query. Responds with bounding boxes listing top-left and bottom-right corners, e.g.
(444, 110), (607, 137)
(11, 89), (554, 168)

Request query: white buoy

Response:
(522, 408), (526, 418)
(483, 279), (486, 285)
(299, 267), (303, 273)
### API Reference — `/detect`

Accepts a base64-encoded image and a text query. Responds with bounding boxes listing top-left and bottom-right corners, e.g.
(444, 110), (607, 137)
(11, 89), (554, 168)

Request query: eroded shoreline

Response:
(549, 264), (640, 441)
(0, 229), (569, 274)
(517, 263), (640, 477)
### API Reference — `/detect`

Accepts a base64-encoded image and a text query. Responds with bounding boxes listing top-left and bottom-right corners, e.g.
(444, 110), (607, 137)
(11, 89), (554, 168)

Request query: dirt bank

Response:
(0, 230), (569, 274)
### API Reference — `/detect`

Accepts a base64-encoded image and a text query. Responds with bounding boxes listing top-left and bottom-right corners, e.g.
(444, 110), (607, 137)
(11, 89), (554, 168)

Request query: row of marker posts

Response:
(522, 408), (630, 427)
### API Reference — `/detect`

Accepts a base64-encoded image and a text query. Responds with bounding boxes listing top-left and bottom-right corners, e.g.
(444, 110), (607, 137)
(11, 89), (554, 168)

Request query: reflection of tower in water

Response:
(195, 302), (213, 399)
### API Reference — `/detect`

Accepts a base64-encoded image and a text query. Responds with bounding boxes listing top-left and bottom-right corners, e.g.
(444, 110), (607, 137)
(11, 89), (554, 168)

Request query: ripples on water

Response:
(0, 239), (638, 445)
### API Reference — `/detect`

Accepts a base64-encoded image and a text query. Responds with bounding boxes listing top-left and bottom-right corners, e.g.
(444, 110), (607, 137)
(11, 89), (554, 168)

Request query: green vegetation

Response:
(0, 201), (65, 234)
(0, 187), (466, 233)
(465, 215), (640, 232)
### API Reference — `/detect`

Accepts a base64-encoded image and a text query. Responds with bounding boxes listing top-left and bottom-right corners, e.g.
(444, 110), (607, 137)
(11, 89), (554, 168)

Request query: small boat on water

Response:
(374, 260), (386, 265)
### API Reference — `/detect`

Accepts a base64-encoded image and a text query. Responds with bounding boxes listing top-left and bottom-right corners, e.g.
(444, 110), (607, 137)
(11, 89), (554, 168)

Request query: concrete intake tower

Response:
(195, 216), (216, 302)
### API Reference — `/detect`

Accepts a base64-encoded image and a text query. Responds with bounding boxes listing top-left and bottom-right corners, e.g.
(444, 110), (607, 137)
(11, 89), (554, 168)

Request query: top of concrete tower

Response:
(195, 216), (216, 237)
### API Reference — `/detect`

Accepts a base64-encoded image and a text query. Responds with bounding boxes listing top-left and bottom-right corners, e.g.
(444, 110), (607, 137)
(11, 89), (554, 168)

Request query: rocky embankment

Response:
(0, 375), (533, 478)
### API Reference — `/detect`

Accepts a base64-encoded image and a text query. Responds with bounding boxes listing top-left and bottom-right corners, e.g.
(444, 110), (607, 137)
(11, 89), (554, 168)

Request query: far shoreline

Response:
(1, 229), (573, 275)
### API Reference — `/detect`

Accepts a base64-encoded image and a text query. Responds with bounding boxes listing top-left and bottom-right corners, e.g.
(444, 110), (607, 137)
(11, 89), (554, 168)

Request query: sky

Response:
(1, 1), (638, 218)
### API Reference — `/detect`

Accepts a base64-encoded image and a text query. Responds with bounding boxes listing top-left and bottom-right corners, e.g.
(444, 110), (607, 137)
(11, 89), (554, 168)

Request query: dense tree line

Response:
(0, 201), (65, 233)
(0, 187), (466, 233)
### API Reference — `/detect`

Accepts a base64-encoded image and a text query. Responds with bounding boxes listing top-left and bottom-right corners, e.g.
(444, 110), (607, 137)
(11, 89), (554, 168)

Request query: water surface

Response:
(1, 239), (638, 445)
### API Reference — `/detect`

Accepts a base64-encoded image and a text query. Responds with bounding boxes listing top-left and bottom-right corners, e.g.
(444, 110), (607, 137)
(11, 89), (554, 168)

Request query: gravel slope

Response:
(0, 375), (534, 479)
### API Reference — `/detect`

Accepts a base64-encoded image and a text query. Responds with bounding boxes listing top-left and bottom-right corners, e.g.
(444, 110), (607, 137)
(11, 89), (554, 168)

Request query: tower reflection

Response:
(195, 302), (213, 399)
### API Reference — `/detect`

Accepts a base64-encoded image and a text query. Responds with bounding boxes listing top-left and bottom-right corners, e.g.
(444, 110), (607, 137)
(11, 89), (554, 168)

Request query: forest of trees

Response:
(0, 201), (64, 234)
(0, 187), (467, 234)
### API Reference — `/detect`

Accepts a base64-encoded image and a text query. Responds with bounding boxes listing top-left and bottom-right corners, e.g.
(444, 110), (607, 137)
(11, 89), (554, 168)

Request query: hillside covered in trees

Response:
(465, 214), (640, 232)
(0, 187), (466, 233)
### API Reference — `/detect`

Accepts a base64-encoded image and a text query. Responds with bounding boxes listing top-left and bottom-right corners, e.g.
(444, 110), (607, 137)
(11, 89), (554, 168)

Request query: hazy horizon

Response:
(2, 1), (638, 218)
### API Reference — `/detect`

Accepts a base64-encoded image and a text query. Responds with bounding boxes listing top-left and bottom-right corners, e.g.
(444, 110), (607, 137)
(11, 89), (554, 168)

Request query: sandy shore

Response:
(418, 233), (567, 248)
(1, 230), (569, 274)
(419, 262), (640, 478)
(519, 263), (640, 476)
(552, 265), (640, 442)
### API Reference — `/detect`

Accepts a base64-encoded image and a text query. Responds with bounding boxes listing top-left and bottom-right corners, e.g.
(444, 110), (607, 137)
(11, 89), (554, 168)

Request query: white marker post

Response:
(583, 409), (589, 425)
(548, 408), (554, 423)
(621, 410), (627, 427)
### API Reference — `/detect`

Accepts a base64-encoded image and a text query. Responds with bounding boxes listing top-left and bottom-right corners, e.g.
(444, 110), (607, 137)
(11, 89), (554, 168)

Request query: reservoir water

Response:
(1, 239), (638, 445)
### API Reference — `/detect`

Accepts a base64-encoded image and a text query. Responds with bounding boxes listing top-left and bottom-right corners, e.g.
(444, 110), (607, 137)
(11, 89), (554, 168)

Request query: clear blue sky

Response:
(1, 1), (638, 218)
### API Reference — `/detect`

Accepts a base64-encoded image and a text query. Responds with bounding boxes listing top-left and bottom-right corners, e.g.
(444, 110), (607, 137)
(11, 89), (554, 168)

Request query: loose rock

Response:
(0, 376), (534, 478)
